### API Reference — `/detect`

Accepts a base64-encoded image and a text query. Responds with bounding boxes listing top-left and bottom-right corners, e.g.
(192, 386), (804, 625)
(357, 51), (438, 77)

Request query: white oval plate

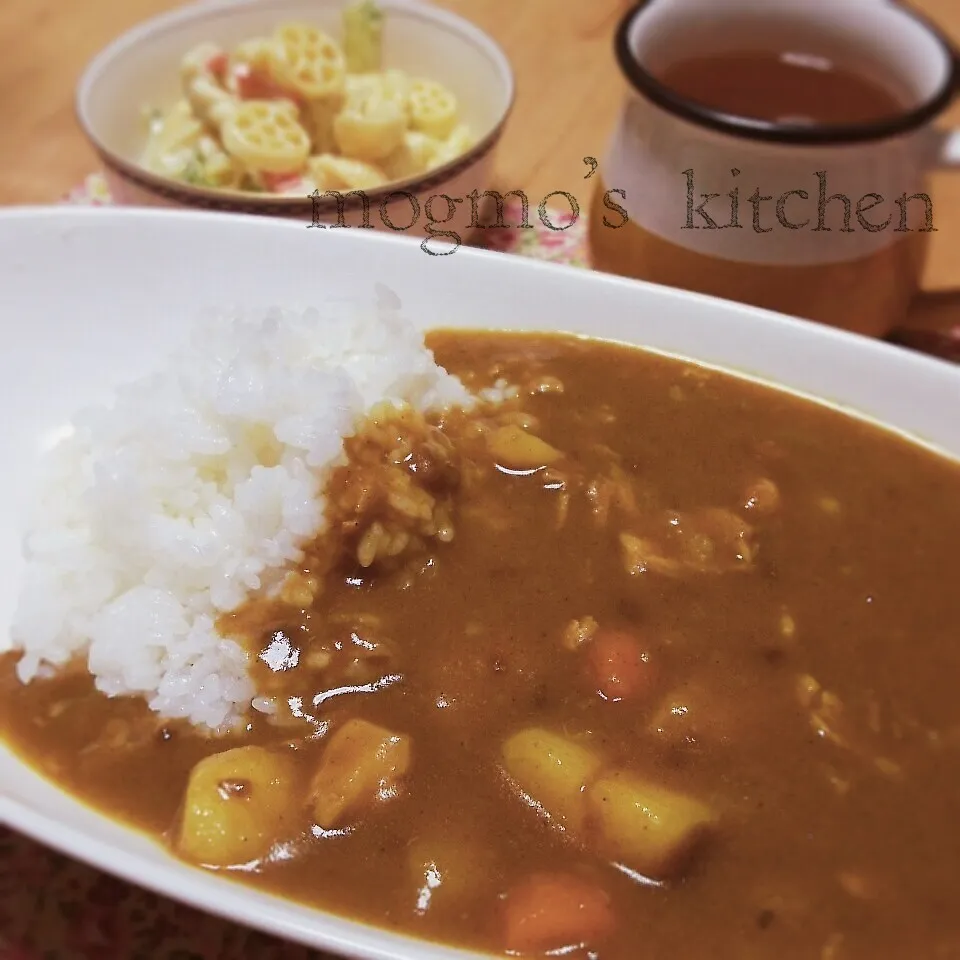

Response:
(0, 206), (958, 959)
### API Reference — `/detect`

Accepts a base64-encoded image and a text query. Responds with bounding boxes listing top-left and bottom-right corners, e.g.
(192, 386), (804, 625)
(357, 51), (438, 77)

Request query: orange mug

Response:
(589, 0), (960, 336)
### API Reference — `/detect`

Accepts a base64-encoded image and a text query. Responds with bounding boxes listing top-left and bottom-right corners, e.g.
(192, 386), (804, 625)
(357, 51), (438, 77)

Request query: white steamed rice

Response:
(9, 293), (475, 732)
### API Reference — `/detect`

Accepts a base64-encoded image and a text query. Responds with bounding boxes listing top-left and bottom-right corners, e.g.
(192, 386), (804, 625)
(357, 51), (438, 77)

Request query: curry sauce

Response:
(2, 332), (960, 959)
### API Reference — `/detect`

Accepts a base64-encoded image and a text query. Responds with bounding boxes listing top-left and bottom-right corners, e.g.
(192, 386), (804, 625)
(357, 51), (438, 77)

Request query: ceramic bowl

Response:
(76, 0), (515, 244)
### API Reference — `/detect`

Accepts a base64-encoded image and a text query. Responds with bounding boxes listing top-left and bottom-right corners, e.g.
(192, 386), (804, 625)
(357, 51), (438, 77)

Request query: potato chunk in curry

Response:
(501, 727), (604, 833)
(588, 772), (717, 880)
(502, 727), (718, 881)
(309, 717), (412, 829)
(176, 745), (301, 867)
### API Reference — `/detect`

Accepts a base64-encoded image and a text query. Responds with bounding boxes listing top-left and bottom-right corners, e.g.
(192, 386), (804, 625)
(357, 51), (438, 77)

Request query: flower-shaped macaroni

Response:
(432, 124), (475, 169)
(408, 79), (458, 140)
(333, 80), (407, 162)
(309, 153), (388, 190)
(268, 22), (347, 102)
(382, 130), (441, 181)
(221, 100), (312, 173)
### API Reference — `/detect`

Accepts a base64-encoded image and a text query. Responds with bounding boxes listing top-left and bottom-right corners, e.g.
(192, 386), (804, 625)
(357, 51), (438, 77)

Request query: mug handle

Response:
(931, 44), (960, 168)
(934, 128), (960, 168)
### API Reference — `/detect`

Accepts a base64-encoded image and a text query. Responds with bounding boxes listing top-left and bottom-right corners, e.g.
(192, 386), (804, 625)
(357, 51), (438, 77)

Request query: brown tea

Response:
(654, 50), (905, 126)
(586, 185), (929, 337)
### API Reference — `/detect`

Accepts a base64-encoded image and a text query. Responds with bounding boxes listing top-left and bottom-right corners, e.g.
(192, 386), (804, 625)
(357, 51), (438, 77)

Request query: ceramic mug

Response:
(588, 0), (960, 337)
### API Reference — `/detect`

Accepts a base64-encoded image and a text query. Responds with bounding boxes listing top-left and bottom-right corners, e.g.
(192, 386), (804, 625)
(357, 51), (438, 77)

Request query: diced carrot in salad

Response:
(503, 872), (615, 954)
(205, 52), (229, 80)
(233, 63), (302, 104)
(587, 628), (657, 703)
(259, 171), (306, 193)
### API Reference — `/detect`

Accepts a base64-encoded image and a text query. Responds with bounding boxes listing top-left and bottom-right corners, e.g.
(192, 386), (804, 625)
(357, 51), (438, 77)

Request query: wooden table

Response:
(2, 0), (959, 330)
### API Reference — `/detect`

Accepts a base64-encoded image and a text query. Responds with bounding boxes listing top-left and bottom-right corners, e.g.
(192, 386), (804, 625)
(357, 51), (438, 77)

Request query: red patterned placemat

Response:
(63, 173), (591, 268)
(0, 827), (328, 960)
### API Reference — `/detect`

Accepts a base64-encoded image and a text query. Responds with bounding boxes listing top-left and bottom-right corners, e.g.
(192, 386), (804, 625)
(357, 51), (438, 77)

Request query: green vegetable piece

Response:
(343, 0), (384, 73)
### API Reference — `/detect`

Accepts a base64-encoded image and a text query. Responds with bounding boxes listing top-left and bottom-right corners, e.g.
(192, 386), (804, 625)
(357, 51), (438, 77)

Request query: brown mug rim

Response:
(614, 0), (960, 145)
